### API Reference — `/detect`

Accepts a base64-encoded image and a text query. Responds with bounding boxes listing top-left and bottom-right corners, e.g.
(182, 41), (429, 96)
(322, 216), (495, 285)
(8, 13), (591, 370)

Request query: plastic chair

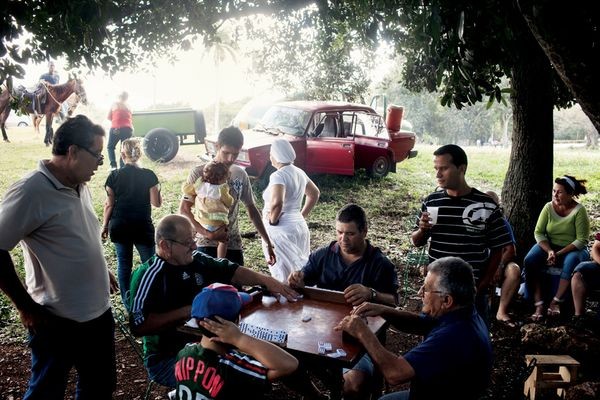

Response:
(399, 246), (428, 305)
(113, 308), (159, 400)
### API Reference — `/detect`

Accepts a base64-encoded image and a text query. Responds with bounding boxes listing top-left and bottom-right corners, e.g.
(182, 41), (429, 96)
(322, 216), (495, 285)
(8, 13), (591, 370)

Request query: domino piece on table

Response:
(262, 296), (278, 307)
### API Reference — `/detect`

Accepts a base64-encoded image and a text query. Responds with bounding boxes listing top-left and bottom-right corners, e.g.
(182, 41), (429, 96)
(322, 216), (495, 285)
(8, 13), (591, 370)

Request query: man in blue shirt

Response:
(336, 257), (493, 400)
(288, 203), (399, 399)
(288, 204), (398, 306)
(39, 61), (60, 84)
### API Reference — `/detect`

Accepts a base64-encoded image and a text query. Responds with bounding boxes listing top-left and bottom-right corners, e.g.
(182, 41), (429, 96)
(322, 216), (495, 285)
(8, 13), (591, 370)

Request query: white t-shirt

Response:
(262, 164), (308, 215)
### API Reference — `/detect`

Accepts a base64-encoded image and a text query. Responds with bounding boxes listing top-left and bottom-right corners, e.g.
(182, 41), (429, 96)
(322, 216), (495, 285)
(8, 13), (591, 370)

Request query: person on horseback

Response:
(39, 61), (60, 85)
(39, 61), (68, 119)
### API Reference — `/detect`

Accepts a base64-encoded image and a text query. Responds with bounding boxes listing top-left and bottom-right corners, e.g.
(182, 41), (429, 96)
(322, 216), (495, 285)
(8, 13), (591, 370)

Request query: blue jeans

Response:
(24, 308), (115, 400)
(107, 127), (133, 168)
(115, 242), (154, 310)
(146, 354), (176, 388)
(524, 243), (589, 281)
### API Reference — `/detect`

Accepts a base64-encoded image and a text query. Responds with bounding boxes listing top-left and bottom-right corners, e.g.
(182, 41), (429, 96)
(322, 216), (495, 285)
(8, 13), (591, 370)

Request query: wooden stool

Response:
(523, 355), (580, 400)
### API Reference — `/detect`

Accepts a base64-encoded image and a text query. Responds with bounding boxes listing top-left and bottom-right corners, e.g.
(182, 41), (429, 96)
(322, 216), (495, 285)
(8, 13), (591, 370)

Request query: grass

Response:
(1, 127), (599, 335)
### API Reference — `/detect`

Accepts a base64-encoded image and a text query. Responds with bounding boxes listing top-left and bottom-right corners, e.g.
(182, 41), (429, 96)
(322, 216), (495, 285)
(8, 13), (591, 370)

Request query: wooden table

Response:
(180, 286), (387, 399)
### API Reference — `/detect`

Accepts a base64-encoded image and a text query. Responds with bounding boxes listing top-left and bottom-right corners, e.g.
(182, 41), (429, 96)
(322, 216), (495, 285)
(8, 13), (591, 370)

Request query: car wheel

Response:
(143, 128), (179, 162)
(367, 156), (391, 178)
(18, 121), (28, 127)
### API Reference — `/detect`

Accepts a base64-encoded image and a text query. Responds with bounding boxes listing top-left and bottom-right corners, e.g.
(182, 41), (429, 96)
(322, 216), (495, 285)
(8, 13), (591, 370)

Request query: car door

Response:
(305, 112), (355, 175)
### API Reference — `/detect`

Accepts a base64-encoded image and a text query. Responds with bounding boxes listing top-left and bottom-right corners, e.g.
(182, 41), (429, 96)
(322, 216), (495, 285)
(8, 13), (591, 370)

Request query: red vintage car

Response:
(204, 101), (417, 181)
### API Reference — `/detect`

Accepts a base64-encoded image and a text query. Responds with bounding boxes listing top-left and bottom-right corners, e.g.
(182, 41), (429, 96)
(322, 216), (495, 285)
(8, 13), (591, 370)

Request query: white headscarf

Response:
(270, 138), (296, 164)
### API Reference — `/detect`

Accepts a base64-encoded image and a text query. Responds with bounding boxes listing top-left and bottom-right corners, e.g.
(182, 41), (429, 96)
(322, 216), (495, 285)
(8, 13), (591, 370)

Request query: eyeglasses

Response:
(418, 285), (447, 297)
(78, 145), (104, 165)
(165, 238), (197, 248)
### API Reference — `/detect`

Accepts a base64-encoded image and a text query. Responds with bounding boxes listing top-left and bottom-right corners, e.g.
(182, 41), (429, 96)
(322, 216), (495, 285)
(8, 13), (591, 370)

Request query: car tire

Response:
(18, 121), (28, 127)
(367, 156), (391, 178)
(143, 128), (179, 162)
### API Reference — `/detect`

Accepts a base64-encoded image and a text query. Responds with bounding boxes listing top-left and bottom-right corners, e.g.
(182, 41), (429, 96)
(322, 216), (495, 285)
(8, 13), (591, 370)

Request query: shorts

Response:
(574, 261), (600, 289)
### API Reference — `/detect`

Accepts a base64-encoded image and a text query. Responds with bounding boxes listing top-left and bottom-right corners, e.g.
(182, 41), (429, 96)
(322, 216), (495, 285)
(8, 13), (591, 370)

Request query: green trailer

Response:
(132, 108), (206, 162)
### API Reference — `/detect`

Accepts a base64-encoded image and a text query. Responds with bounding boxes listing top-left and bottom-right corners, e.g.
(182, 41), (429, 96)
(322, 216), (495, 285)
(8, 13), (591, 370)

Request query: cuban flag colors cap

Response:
(191, 283), (252, 322)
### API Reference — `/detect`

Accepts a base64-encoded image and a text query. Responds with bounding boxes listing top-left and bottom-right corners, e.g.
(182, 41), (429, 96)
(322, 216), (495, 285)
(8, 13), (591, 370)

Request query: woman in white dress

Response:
(262, 139), (320, 282)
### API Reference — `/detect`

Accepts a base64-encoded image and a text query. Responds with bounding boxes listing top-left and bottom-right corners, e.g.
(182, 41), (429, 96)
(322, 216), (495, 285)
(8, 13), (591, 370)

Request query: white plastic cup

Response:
(426, 206), (439, 225)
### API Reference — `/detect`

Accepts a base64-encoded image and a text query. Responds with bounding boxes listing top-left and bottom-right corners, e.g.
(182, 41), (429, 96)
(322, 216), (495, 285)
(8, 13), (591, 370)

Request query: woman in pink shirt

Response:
(107, 91), (133, 169)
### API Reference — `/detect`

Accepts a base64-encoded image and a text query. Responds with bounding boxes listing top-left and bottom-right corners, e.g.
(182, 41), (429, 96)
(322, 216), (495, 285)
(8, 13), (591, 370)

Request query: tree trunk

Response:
(518, 0), (600, 133)
(502, 16), (555, 263)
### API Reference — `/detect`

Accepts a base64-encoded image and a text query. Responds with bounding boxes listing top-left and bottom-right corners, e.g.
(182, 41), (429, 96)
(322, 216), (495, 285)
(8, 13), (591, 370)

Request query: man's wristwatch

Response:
(370, 288), (377, 301)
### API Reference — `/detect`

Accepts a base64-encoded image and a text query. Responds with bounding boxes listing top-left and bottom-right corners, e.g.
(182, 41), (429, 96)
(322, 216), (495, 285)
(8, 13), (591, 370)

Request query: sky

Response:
(19, 44), (277, 113)
(19, 38), (394, 115)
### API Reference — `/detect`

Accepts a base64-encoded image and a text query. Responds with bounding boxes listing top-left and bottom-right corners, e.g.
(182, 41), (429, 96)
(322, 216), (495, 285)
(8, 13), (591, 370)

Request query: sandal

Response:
(497, 317), (518, 328)
(547, 296), (563, 317)
(531, 300), (545, 322)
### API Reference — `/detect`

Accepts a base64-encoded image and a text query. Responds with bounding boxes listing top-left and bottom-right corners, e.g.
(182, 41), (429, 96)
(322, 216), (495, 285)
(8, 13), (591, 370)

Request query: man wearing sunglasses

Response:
(335, 257), (492, 400)
(0, 115), (118, 399)
(128, 214), (298, 389)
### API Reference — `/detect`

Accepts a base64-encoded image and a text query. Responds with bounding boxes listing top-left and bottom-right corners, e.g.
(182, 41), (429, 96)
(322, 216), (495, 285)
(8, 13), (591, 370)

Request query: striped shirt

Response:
(416, 189), (512, 280)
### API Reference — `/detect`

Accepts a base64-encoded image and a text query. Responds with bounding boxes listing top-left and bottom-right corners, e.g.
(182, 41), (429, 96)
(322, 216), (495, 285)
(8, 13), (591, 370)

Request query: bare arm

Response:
(150, 184), (162, 208)
(343, 284), (396, 307)
(335, 314), (415, 385)
(301, 179), (320, 218)
(351, 302), (430, 335)
(200, 317), (298, 380)
(556, 243), (577, 257)
(101, 187), (115, 240)
(0, 250), (51, 333)
(246, 202), (276, 264)
(501, 243), (516, 265)
(231, 266), (298, 301)
(268, 184), (284, 224)
(411, 211), (432, 246)
(591, 240), (600, 264)
(478, 248), (502, 293)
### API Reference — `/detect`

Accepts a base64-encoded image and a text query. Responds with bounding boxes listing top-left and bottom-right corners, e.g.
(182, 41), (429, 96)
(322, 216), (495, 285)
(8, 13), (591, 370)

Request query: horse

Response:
(31, 92), (81, 135)
(0, 78), (87, 144)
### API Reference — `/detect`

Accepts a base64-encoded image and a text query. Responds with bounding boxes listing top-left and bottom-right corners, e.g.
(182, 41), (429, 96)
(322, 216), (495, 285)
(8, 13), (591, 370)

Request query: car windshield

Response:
(255, 106), (312, 137)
